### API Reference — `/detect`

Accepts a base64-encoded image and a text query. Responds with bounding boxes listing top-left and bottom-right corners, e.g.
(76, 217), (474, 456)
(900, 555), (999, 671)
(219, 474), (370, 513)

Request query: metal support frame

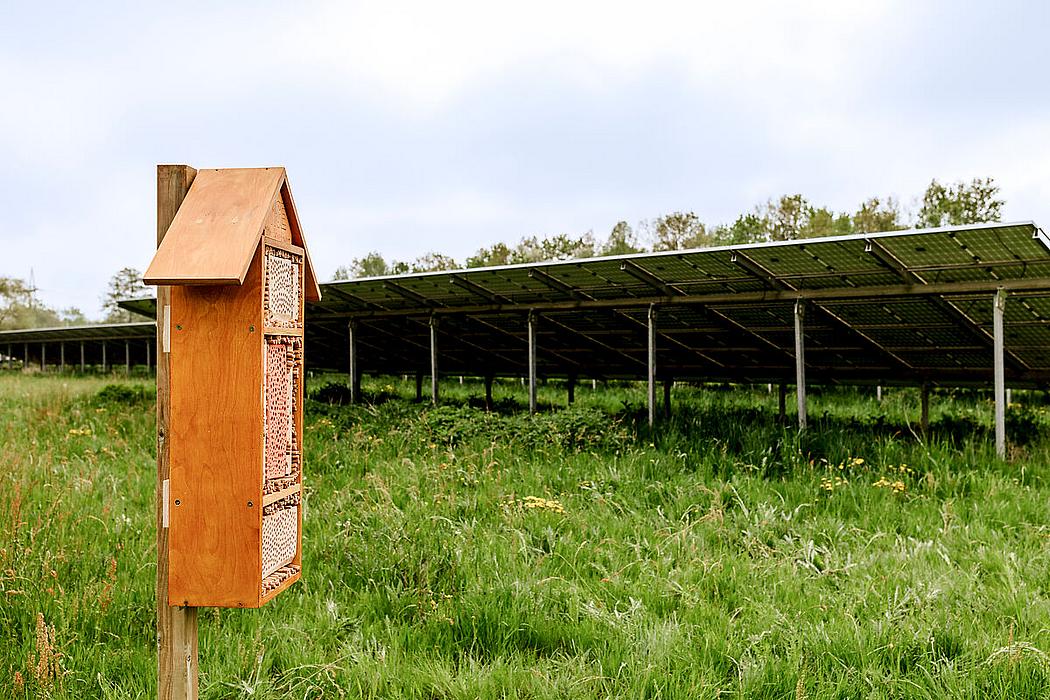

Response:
(877, 385), (883, 402)
(80, 341), (85, 372)
(125, 339), (131, 376)
(60, 342), (65, 372)
(794, 300), (807, 430)
(484, 374), (494, 411)
(994, 288), (1007, 458)
(920, 383), (930, 434)
(102, 342), (107, 373)
(429, 315), (439, 405)
(348, 321), (360, 404)
(663, 378), (672, 419)
(647, 304), (657, 428)
(23, 343), (27, 372)
(415, 372), (423, 402)
(527, 311), (538, 413)
(146, 339), (151, 374)
(778, 383), (787, 420)
(41, 343), (46, 372)
(567, 374), (576, 405)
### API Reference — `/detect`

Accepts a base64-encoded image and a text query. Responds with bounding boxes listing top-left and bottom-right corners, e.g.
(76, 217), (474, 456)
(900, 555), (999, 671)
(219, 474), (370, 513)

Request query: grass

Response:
(1, 372), (1049, 698)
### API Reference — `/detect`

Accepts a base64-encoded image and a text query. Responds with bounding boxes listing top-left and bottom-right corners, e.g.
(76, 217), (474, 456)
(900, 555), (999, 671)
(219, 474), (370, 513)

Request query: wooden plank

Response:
(261, 236), (304, 256)
(278, 175), (323, 302)
(168, 247), (264, 607)
(157, 164), (199, 700)
(263, 327), (304, 338)
(145, 168), (284, 286)
(263, 483), (301, 507)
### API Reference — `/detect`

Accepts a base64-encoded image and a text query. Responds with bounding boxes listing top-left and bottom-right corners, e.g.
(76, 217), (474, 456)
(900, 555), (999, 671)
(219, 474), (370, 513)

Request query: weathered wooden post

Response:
(144, 166), (320, 698)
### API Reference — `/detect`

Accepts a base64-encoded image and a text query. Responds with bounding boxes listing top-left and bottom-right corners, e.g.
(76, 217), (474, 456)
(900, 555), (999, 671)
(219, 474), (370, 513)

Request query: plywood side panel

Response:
(168, 248), (264, 607)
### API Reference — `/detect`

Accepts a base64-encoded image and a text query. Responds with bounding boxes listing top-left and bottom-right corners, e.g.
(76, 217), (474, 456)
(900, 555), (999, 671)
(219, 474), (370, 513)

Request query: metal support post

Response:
(429, 315), (439, 405)
(484, 374), (494, 411)
(794, 300), (807, 430)
(663, 378), (672, 419)
(527, 311), (538, 413)
(567, 375), (576, 405)
(920, 383), (930, 434)
(647, 304), (657, 428)
(994, 288), (1006, 458)
(348, 321), (360, 404)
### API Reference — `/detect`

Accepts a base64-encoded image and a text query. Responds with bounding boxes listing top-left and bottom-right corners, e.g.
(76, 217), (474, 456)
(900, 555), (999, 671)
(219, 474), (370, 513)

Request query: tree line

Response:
(333, 177), (1003, 279)
(0, 177), (1005, 329)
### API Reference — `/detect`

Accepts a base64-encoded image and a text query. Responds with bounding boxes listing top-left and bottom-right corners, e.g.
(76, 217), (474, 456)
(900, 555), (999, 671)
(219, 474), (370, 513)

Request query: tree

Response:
(713, 213), (767, 245)
(333, 252), (391, 280)
(0, 276), (65, 329)
(650, 212), (708, 251)
(410, 253), (459, 273)
(852, 196), (903, 233)
(917, 178), (1003, 228)
(801, 206), (853, 239)
(467, 242), (512, 268)
(509, 233), (595, 263)
(599, 221), (643, 256)
(102, 268), (149, 323)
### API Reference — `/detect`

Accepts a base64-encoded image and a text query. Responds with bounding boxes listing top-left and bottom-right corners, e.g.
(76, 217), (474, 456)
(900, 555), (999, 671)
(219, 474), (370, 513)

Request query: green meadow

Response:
(1, 373), (1048, 698)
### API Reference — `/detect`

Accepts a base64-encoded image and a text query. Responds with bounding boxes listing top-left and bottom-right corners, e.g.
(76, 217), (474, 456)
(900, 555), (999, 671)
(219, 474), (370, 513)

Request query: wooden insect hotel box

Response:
(144, 167), (320, 607)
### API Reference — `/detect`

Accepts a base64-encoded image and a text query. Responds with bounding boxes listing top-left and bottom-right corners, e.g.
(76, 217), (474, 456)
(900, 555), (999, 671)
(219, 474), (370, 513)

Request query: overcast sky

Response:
(2, 1), (1048, 316)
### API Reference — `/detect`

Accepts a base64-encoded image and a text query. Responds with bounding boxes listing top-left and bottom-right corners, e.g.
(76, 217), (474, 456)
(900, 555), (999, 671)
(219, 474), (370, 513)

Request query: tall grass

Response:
(1, 373), (1049, 698)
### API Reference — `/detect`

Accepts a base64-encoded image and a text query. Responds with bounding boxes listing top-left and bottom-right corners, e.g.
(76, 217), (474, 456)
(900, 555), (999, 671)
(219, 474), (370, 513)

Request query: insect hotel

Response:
(145, 167), (320, 607)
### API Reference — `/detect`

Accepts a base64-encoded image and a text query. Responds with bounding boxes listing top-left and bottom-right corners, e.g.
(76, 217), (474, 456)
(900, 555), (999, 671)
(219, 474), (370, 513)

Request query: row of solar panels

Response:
(6, 222), (1050, 386)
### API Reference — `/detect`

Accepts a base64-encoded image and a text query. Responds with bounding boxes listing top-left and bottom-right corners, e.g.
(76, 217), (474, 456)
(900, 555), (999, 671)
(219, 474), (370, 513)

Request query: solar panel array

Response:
(305, 222), (1050, 386)
(8, 222), (1050, 387)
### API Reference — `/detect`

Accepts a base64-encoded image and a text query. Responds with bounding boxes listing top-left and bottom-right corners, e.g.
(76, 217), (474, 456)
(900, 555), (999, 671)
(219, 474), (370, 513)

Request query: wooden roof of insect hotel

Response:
(144, 167), (321, 300)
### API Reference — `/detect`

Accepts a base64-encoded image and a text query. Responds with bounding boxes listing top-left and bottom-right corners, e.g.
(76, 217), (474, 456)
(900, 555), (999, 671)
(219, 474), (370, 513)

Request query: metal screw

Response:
(247, 500), (254, 508)
(249, 325), (256, 333)
(175, 325), (183, 331)
(174, 499), (181, 506)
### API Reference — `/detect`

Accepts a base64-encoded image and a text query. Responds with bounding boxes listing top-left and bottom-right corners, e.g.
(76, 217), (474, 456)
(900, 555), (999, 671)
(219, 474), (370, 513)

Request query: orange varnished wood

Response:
(168, 248), (264, 608)
(145, 168), (285, 286)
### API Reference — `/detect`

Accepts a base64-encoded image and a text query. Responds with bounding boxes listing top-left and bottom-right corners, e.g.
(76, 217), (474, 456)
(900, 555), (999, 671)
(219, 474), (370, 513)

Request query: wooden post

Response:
(156, 164), (199, 700)
(920, 383), (930, 434)
(647, 304), (657, 429)
(527, 311), (538, 413)
(429, 315), (439, 405)
(347, 321), (359, 404)
(994, 288), (1006, 458)
(484, 374), (494, 411)
(794, 300), (807, 430)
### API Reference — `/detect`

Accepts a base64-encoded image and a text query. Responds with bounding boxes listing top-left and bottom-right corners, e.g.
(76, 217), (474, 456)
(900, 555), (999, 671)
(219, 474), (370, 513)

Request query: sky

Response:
(2, 1), (1049, 316)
